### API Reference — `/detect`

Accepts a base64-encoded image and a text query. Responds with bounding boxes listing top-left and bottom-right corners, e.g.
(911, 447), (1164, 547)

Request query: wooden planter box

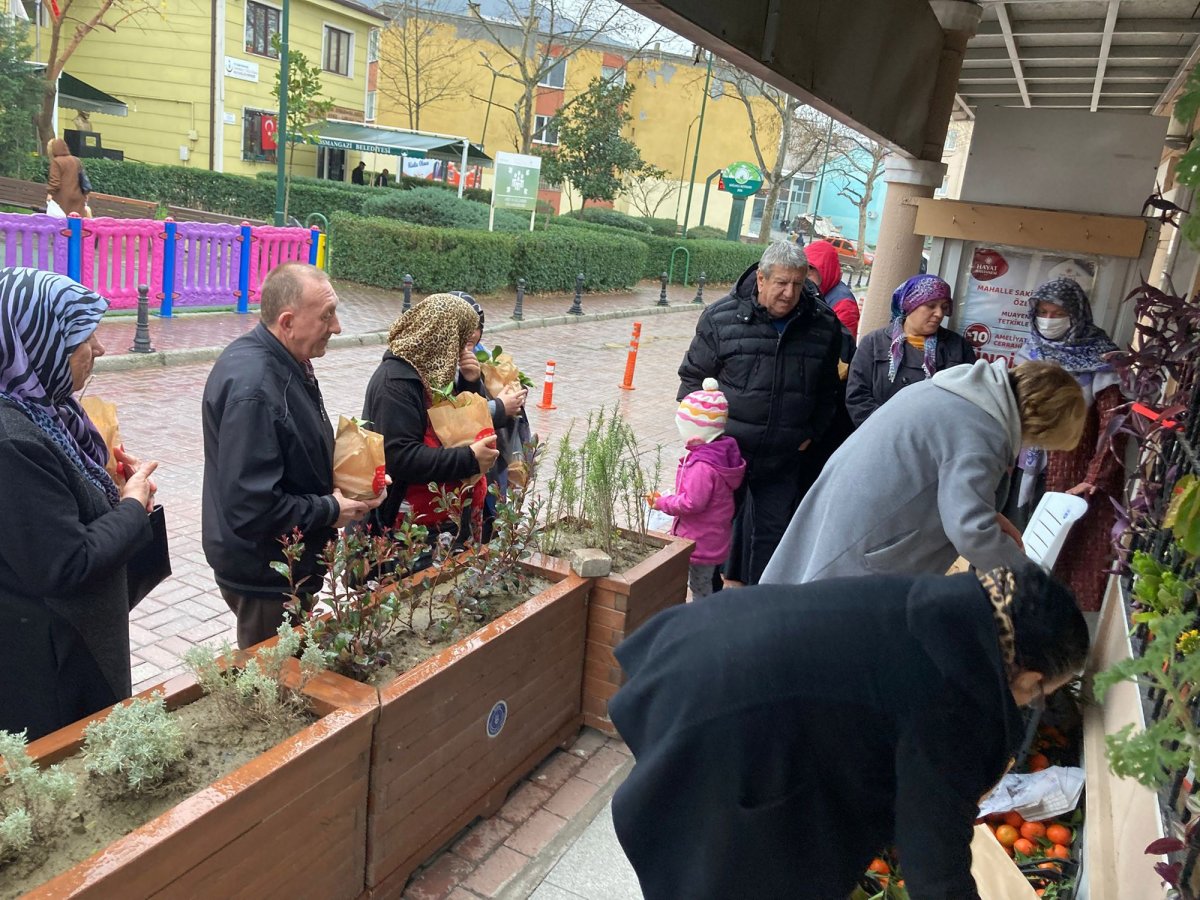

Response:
(20, 663), (378, 899)
(529, 529), (694, 736)
(363, 569), (591, 896)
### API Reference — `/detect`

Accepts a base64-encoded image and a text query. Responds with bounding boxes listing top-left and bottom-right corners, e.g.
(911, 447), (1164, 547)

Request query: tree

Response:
(377, 0), (463, 130)
(33, 0), (162, 148)
(829, 134), (889, 276)
(272, 38), (333, 219)
(535, 78), (663, 206)
(729, 75), (838, 242)
(625, 177), (678, 220)
(0, 16), (42, 178)
(467, 0), (656, 153)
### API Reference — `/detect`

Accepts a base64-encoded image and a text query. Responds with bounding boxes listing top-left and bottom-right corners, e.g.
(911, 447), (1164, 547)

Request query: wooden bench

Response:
(0, 175), (48, 212)
(165, 204), (267, 226)
(88, 192), (158, 219)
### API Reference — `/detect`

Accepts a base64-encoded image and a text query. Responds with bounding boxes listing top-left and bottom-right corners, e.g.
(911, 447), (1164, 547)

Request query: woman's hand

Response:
(499, 382), (527, 416)
(1066, 481), (1096, 497)
(996, 512), (1025, 550)
(470, 433), (499, 474)
(112, 443), (139, 480)
(459, 346), (481, 382)
(121, 460), (159, 511)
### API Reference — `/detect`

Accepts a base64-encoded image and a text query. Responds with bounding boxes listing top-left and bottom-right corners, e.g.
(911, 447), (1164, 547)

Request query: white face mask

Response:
(1036, 316), (1070, 339)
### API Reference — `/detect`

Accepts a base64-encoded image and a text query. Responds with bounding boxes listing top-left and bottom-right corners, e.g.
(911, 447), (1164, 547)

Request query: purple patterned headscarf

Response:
(1024, 277), (1118, 373)
(888, 275), (953, 383)
(0, 267), (119, 506)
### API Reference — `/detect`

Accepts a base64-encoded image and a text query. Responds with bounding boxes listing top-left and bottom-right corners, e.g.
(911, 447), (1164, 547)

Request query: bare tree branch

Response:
(377, 0), (467, 131)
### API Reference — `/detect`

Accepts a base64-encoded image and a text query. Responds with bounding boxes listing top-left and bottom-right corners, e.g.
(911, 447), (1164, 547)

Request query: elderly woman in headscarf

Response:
(46, 138), (88, 217)
(362, 293), (499, 548)
(1011, 276), (1124, 612)
(0, 268), (159, 740)
(845, 274), (976, 427)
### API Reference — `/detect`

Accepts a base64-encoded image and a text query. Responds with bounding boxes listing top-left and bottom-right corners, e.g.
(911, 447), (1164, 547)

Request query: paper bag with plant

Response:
(475, 345), (534, 398)
(332, 415), (386, 501)
(80, 396), (126, 488)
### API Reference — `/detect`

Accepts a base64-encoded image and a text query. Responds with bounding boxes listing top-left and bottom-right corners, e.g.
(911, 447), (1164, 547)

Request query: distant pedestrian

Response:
(374, 168), (390, 187)
(351, 161), (366, 185)
(648, 378), (746, 598)
(45, 138), (87, 217)
(805, 239), (859, 337)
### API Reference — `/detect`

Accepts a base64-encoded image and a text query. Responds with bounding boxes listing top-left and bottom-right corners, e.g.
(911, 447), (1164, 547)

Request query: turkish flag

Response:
(46, 0), (61, 18)
(261, 115), (277, 151)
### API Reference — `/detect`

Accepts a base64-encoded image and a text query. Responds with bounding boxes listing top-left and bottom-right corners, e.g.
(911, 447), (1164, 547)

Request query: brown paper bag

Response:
(482, 353), (520, 398)
(428, 392), (493, 449)
(80, 396), (125, 488)
(332, 415), (386, 501)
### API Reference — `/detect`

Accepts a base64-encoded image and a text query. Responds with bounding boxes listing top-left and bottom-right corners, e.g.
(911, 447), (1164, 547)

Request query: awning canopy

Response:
(58, 72), (127, 117)
(308, 120), (492, 165)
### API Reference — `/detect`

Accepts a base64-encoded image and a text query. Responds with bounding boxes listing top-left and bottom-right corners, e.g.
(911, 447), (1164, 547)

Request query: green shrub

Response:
(639, 216), (679, 237)
(686, 225), (726, 240)
(330, 212), (515, 294)
(563, 207), (651, 233)
(360, 187), (544, 232)
(0, 729), (75, 864)
(641, 235), (762, 283)
(511, 229), (647, 293)
(82, 692), (186, 797)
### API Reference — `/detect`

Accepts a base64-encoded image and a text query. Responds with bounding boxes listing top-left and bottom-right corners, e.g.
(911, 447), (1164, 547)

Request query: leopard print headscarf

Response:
(977, 567), (1018, 677)
(387, 293), (480, 394)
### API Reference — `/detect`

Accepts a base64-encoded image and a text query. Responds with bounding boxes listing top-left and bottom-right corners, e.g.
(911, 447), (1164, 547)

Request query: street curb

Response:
(93, 302), (703, 373)
(496, 755), (635, 900)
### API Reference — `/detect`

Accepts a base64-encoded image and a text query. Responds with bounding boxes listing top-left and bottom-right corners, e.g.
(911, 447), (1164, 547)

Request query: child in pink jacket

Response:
(649, 378), (746, 598)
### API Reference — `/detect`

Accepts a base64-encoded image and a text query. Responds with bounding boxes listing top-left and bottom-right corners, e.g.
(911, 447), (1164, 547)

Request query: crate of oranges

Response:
(982, 808), (1080, 897)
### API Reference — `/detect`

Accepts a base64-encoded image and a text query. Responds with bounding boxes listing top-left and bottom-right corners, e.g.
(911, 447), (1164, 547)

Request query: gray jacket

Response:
(761, 360), (1030, 584)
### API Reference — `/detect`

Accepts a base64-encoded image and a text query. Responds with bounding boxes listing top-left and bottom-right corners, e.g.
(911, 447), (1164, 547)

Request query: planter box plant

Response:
(5, 652), (377, 899)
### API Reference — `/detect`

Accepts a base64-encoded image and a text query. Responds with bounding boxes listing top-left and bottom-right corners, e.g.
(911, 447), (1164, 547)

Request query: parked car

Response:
(822, 235), (875, 267)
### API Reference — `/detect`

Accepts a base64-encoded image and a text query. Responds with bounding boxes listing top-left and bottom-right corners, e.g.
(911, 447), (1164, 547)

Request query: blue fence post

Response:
(67, 215), (82, 282)
(308, 226), (320, 265)
(237, 222), (253, 314)
(159, 219), (177, 318)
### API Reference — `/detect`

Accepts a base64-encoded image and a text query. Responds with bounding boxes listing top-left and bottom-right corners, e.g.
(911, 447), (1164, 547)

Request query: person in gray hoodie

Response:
(760, 359), (1086, 585)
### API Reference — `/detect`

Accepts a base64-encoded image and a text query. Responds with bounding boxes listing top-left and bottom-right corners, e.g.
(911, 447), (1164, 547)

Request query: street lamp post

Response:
(274, 0), (290, 226)
(681, 51), (713, 238)
(808, 114), (835, 241)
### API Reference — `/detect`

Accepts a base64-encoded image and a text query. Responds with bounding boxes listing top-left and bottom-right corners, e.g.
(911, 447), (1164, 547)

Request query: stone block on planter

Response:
(570, 548), (613, 578)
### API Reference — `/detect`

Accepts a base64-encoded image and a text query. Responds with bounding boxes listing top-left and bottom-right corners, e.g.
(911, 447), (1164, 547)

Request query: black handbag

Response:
(78, 165), (92, 194)
(127, 504), (171, 610)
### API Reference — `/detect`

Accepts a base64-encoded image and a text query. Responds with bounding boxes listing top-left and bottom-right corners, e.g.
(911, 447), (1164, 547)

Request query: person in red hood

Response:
(804, 240), (860, 338)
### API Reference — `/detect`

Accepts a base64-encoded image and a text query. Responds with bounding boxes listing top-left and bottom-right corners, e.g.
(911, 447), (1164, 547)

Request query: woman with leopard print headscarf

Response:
(362, 293), (499, 546)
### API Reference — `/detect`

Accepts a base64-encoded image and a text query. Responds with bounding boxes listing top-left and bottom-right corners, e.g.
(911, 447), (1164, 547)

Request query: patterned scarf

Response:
(1025, 277), (1119, 374)
(386, 293), (480, 394)
(977, 567), (1018, 678)
(0, 267), (119, 506)
(888, 275), (953, 383)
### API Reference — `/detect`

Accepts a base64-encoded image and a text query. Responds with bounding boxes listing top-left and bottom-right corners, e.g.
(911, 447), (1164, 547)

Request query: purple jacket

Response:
(656, 436), (746, 565)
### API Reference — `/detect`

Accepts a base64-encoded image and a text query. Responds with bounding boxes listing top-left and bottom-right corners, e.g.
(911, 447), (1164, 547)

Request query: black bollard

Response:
(693, 271), (706, 305)
(657, 271), (669, 307)
(402, 273), (413, 311)
(512, 277), (526, 321)
(130, 284), (154, 353)
(567, 272), (584, 315)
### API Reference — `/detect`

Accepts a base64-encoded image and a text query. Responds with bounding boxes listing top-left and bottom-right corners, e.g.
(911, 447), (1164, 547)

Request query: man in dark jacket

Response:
(677, 240), (842, 585)
(202, 263), (381, 647)
(351, 160), (366, 185)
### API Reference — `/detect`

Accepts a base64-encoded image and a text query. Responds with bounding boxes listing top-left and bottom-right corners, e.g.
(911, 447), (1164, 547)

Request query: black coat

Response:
(362, 352), (479, 532)
(201, 324), (339, 595)
(610, 574), (1024, 900)
(0, 400), (152, 739)
(846, 325), (977, 427)
(677, 263), (842, 463)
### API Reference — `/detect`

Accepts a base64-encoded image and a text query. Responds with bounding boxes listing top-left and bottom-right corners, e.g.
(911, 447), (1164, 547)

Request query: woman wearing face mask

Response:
(845, 275), (976, 427)
(1012, 276), (1124, 613)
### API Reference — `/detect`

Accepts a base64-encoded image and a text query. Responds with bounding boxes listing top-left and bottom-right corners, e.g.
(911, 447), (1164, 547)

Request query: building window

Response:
(538, 56), (567, 89)
(944, 130), (958, 152)
(245, 1), (281, 58)
(243, 109), (278, 163)
(367, 27), (380, 63)
(788, 175), (814, 212)
(533, 114), (558, 146)
(600, 64), (626, 87)
(324, 26), (353, 76)
(365, 90), (377, 122)
(20, 0), (52, 26)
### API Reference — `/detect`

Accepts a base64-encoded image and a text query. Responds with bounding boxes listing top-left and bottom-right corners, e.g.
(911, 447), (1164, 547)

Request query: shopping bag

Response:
(45, 198), (66, 217)
(428, 392), (493, 449)
(80, 395), (126, 489)
(332, 415), (386, 501)
(126, 505), (171, 610)
(481, 352), (521, 398)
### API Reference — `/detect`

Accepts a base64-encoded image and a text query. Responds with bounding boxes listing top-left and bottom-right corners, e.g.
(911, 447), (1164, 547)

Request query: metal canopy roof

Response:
(959, 0), (1200, 117)
(308, 120), (493, 164)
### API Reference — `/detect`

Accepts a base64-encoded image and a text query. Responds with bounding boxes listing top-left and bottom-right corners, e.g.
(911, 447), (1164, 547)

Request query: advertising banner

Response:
(492, 151), (542, 212)
(956, 244), (1097, 366)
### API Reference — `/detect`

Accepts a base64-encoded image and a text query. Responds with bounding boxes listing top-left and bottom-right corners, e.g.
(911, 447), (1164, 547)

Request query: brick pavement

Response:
(94, 309), (701, 691)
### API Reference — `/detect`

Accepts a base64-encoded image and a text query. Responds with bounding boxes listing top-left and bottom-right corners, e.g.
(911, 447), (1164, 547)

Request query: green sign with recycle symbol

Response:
(720, 161), (764, 198)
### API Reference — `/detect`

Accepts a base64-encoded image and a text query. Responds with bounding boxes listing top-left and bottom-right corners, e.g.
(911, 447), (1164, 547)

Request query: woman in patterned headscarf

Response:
(0, 267), (159, 740)
(846, 274), (976, 427)
(362, 293), (499, 547)
(1013, 276), (1124, 612)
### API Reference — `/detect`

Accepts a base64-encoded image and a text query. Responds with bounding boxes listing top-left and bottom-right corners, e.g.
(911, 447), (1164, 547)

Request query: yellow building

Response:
(23, 0), (385, 176)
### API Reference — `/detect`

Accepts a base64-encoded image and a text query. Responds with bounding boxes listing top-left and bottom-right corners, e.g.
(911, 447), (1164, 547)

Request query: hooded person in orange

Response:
(804, 240), (860, 338)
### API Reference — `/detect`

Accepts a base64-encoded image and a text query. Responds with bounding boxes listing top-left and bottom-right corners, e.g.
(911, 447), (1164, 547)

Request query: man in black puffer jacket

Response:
(678, 241), (842, 586)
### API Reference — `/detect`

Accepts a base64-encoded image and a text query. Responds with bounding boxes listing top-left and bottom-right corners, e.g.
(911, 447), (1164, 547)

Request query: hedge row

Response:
(328, 212), (647, 294)
(255, 171), (493, 204)
(360, 187), (549, 233)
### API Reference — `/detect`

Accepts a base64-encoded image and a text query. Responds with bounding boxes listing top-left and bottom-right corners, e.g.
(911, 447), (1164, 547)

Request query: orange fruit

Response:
(1013, 838), (1036, 856)
(1046, 824), (1073, 846)
(1020, 822), (1047, 840)
(994, 824), (1020, 847)
(1048, 843), (1071, 859)
(1003, 810), (1025, 828)
(868, 858), (890, 875)
(1028, 753), (1050, 772)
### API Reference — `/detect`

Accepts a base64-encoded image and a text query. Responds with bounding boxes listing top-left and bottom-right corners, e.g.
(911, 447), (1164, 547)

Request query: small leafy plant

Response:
(0, 730), (75, 865)
(82, 692), (186, 797)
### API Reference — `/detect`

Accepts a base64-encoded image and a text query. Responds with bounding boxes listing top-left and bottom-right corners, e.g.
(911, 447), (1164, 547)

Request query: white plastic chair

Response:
(1022, 491), (1090, 570)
